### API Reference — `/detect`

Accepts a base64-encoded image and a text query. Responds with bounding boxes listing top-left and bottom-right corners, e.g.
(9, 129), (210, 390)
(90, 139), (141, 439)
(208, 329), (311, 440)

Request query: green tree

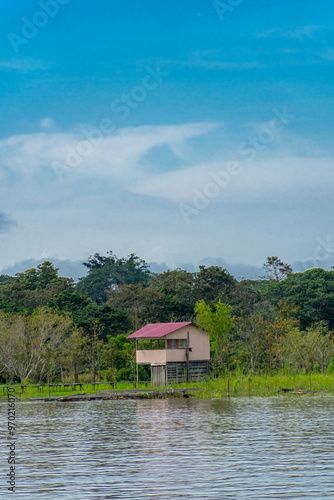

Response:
(308, 323), (334, 374)
(283, 327), (320, 389)
(232, 301), (299, 375)
(193, 265), (236, 305)
(262, 256), (292, 282)
(0, 275), (14, 290)
(195, 300), (233, 394)
(230, 279), (265, 318)
(149, 269), (194, 321)
(108, 270), (194, 326)
(107, 283), (166, 329)
(1, 261), (74, 310)
(267, 268), (334, 329)
(48, 290), (130, 340)
(76, 251), (152, 304)
(234, 314), (267, 374)
(60, 329), (88, 383)
(0, 308), (71, 383)
(103, 334), (136, 381)
(83, 322), (104, 383)
(327, 356), (334, 374)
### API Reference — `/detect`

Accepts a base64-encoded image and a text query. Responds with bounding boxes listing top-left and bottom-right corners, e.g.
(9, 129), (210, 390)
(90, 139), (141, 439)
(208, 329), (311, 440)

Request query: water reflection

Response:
(0, 397), (333, 499)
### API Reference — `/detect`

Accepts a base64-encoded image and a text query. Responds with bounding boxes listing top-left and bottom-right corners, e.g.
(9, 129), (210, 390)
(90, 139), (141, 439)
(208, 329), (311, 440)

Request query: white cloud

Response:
(40, 117), (54, 128)
(0, 121), (333, 271)
(0, 122), (216, 182)
(256, 25), (324, 40)
(188, 59), (263, 70)
(129, 156), (334, 205)
(1, 122), (333, 209)
(0, 59), (45, 71)
(320, 47), (334, 61)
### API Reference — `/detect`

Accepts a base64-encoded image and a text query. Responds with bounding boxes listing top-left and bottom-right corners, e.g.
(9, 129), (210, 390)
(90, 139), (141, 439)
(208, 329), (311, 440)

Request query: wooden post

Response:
(186, 331), (190, 383)
(227, 346), (230, 398)
(136, 339), (139, 386)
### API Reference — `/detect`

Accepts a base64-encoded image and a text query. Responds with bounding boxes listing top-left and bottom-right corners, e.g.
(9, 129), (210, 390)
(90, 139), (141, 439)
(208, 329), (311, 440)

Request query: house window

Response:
(169, 339), (187, 349)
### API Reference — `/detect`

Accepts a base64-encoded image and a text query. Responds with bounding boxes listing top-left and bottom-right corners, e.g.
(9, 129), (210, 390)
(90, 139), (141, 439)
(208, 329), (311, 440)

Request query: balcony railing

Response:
(136, 349), (187, 364)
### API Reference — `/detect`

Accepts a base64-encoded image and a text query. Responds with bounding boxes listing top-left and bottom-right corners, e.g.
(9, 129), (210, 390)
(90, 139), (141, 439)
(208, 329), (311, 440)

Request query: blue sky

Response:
(1, 0), (334, 278)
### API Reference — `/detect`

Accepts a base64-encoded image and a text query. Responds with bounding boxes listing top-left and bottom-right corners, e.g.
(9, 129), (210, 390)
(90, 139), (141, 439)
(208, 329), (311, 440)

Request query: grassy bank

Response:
(1, 374), (334, 401)
(171, 373), (334, 397)
(0, 381), (151, 401)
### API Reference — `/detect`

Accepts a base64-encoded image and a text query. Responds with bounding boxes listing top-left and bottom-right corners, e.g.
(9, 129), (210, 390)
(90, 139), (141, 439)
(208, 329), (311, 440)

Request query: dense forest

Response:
(0, 252), (334, 384)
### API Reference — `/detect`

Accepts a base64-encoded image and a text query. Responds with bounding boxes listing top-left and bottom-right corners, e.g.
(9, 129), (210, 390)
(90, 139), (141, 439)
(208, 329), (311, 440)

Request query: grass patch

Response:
(1, 374), (333, 401)
(167, 373), (334, 397)
(0, 381), (151, 401)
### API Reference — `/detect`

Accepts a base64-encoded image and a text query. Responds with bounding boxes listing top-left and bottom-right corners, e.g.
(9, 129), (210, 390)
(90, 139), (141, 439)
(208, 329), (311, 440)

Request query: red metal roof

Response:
(127, 322), (192, 339)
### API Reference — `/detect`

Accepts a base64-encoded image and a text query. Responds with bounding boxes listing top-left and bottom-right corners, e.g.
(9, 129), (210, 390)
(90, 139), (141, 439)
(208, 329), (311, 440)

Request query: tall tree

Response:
(230, 279), (265, 318)
(1, 261), (74, 310)
(83, 322), (104, 383)
(0, 308), (71, 382)
(76, 251), (152, 304)
(193, 266), (236, 305)
(267, 268), (334, 329)
(262, 256), (292, 282)
(48, 290), (130, 340)
(149, 269), (194, 321)
(0, 275), (14, 290)
(107, 283), (166, 329)
(60, 329), (88, 383)
(103, 334), (136, 381)
(195, 300), (233, 394)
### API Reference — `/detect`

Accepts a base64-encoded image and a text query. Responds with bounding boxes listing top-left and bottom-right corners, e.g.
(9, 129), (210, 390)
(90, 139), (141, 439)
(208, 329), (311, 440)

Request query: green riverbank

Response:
(0, 382), (149, 401)
(1, 374), (334, 401)
(174, 373), (334, 397)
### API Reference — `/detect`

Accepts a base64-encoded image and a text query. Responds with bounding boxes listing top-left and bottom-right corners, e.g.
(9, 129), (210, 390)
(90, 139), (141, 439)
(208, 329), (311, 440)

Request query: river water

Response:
(1, 396), (334, 499)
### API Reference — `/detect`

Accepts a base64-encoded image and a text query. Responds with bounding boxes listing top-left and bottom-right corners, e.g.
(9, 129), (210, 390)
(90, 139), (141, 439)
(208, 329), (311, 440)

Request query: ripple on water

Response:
(1, 397), (334, 499)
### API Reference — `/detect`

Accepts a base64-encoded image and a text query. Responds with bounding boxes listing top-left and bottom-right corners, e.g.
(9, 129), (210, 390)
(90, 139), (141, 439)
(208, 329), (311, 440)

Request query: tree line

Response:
(0, 252), (333, 384)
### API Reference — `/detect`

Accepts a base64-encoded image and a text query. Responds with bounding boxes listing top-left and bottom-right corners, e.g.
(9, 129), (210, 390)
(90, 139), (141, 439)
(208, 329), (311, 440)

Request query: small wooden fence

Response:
(0, 381), (151, 395)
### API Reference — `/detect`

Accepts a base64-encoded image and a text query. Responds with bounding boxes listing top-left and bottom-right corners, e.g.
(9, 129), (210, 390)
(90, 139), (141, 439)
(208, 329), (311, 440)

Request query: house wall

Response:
(137, 349), (188, 363)
(166, 349), (187, 362)
(136, 349), (166, 364)
(166, 325), (210, 361)
(135, 325), (210, 365)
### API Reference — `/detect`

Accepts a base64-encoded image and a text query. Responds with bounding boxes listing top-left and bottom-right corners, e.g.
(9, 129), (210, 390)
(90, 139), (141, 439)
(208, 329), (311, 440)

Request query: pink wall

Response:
(166, 325), (210, 361)
(136, 349), (188, 364)
(136, 349), (166, 364)
(136, 325), (210, 364)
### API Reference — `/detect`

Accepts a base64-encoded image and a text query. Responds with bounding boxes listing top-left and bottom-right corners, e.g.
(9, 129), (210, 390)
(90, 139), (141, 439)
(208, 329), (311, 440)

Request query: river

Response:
(1, 396), (334, 499)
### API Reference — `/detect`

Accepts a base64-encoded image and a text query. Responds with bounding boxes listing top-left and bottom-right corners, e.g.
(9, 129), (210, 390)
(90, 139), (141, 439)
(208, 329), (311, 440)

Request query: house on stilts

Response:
(127, 322), (210, 387)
